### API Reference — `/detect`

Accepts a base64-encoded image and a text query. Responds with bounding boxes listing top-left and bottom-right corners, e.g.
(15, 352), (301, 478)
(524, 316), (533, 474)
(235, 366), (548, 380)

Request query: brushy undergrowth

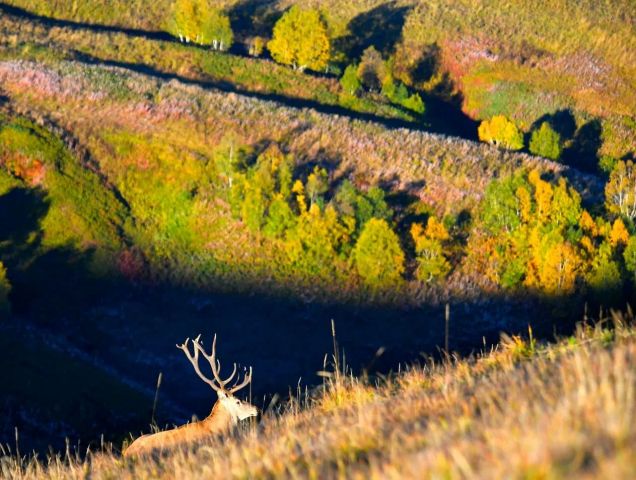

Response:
(2, 312), (635, 479)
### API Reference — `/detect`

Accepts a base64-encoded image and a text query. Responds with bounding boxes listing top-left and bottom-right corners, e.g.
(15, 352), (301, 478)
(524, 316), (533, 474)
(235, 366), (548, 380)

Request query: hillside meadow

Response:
(0, 59), (603, 304)
(0, 0), (635, 471)
(3, 0), (634, 160)
(1, 313), (635, 479)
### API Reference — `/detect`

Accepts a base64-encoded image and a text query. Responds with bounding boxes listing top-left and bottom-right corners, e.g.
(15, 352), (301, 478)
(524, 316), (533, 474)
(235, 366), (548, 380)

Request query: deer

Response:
(123, 334), (258, 457)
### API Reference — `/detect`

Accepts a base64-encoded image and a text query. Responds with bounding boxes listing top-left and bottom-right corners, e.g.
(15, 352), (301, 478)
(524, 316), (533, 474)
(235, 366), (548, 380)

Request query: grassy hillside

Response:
(3, 0), (634, 160)
(0, 59), (602, 303)
(2, 314), (635, 478)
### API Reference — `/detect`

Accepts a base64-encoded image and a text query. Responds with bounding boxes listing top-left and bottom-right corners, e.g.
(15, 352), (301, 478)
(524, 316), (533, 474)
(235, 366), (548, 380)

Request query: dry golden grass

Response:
(2, 315), (635, 479)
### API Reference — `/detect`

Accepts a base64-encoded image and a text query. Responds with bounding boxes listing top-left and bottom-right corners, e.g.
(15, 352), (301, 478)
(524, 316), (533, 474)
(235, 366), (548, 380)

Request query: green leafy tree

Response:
(267, 6), (331, 71)
(478, 115), (524, 150)
(213, 136), (250, 189)
(353, 218), (404, 287)
(402, 92), (426, 115)
(333, 181), (392, 235)
(587, 241), (623, 305)
(623, 236), (636, 275)
(241, 184), (266, 232)
(170, 0), (233, 50)
(340, 64), (361, 96)
(264, 194), (296, 238)
(529, 122), (562, 160)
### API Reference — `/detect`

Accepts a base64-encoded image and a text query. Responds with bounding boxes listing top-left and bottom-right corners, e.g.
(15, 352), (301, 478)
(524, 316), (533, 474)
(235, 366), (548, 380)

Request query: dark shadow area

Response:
(0, 187), (109, 319)
(337, 2), (412, 60)
(411, 45), (480, 140)
(0, 186), (154, 453)
(0, 188), (612, 456)
(228, 0), (280, 44)
(562, 119), (603, 173)
(0, 2), (174, 42)
(530, 109), (577, 140)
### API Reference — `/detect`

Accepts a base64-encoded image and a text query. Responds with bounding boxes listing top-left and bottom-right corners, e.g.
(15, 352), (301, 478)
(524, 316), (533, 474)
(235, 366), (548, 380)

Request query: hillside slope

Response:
(0, 59), (601, 302)
(3, 0), (634, 159)
(3, 316), (635, 479)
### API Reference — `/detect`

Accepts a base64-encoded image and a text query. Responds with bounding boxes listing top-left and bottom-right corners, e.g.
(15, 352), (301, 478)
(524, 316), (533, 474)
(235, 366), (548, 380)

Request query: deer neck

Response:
(201, 399), (234, 433)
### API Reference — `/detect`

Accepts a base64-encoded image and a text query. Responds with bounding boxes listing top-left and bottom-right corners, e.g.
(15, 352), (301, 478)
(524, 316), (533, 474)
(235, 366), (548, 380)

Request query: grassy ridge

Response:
(4, 1), (634, 146)
(2, 314), (635, 478)
(0, 7), (416, 125)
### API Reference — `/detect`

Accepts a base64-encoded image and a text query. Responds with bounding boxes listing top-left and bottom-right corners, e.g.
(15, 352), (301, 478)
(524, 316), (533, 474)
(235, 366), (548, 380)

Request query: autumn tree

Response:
(353, 218), (404, 287)
(478, 115), (524, 150)
(268, 6), (330, 71)
(529, 122), (562, 161)
(332, 180), (392, 236)
(305, 166), (329, 207)
(605, 160), (636, 221)
(169, 0), (233, 50)
(476, 170), (591, 294)
(411, 217), (451, 282)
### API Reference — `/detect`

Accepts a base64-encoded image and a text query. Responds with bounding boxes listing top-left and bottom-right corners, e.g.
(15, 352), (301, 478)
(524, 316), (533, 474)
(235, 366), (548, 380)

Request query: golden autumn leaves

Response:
(477, 168), (632, 297)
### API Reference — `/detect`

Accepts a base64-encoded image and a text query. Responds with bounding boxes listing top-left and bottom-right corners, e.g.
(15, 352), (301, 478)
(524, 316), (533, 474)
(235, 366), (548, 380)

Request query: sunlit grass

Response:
(1, 312), (634, 479)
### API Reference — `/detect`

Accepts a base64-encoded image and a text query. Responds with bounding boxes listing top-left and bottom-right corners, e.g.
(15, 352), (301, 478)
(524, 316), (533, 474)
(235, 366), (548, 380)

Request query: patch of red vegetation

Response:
(440, 36), (499, 87)
(0, 152), (46, 185)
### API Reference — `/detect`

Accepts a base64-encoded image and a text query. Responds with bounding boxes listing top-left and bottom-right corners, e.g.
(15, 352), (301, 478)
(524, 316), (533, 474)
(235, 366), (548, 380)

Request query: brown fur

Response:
(123, 401), (234, 457)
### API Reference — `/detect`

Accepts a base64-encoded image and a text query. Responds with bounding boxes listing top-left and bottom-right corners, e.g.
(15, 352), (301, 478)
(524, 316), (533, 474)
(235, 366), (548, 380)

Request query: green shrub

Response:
(340, 64), (361, 96)
(353, 218), (404, 287)
(529, 122), (562, 160)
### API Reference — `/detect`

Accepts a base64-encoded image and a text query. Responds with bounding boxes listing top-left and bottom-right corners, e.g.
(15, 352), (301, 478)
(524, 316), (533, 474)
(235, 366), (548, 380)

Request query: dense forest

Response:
(0, 1), (634, 477)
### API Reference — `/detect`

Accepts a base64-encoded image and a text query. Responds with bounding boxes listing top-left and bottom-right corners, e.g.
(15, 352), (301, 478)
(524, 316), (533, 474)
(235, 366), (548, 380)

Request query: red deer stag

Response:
(124, 334), (258, 457)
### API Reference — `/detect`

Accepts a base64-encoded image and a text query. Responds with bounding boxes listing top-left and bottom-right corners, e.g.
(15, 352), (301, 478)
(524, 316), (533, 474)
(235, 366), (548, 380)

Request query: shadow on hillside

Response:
(337, 2), (412, 59)
(408, 43), (479, 139)
(0, 186), (108, 320)
(70, 50), (425, 131)
(1, 1), (485, 142)
(563, 119), (603, 174)
(0, 183), (618, 454)
(228, 0), (280, 43)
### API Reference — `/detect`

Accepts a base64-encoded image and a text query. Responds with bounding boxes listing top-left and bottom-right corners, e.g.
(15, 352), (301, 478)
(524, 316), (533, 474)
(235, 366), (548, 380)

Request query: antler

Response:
(176, 334), (252, 395)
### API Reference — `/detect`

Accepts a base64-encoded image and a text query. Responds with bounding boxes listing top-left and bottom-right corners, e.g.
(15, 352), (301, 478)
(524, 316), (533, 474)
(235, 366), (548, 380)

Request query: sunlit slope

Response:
(4, 317), (635, 478)
(0, 60), (600, 300)
(4, 0), (635, 159)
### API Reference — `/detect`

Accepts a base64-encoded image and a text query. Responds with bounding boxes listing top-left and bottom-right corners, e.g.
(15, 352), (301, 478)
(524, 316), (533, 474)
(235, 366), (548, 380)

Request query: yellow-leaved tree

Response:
(478, 115), (524, 150)
(267, 6), (330, 71)
(169, 0), (233, 50)
(410, 217), (451, 283)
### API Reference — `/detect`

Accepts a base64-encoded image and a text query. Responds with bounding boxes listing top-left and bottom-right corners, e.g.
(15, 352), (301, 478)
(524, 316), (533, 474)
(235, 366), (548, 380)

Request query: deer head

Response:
(177, 334), (258, 425)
